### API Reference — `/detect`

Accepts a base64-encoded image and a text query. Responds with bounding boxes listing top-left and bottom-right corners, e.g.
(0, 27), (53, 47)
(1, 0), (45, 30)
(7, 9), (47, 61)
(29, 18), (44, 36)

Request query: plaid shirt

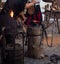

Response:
(24, 5), (42, 26)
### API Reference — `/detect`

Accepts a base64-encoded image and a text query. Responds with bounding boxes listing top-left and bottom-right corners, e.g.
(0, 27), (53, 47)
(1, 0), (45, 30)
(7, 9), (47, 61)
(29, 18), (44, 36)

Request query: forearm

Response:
(25, 0), (36, 9)
(25, 3), (34, 9)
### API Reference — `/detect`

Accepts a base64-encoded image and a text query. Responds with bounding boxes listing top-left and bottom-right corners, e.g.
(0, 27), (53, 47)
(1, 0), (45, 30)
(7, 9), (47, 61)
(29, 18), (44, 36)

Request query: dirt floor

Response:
(0, 20), (60, 64)
(15, 20), (60, 64)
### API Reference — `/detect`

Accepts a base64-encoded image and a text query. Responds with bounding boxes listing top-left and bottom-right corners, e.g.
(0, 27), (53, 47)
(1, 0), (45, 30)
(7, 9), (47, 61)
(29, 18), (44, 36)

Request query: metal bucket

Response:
(27, 26), (43, 59)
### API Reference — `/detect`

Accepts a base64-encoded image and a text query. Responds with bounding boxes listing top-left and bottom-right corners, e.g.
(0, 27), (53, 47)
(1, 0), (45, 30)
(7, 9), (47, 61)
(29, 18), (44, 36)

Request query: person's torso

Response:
(24, 5), (42, 26)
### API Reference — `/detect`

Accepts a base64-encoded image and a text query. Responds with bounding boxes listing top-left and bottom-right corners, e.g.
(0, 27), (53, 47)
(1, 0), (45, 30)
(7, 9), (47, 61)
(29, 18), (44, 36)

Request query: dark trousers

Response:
(5, 34), (15, 45)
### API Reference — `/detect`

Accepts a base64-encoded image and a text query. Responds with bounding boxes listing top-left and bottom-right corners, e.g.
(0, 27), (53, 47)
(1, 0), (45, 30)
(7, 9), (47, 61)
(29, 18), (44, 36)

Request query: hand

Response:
(23, 17), (27, 22)
(19, 11), (27, 21)
(33, 20), (37, 23)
